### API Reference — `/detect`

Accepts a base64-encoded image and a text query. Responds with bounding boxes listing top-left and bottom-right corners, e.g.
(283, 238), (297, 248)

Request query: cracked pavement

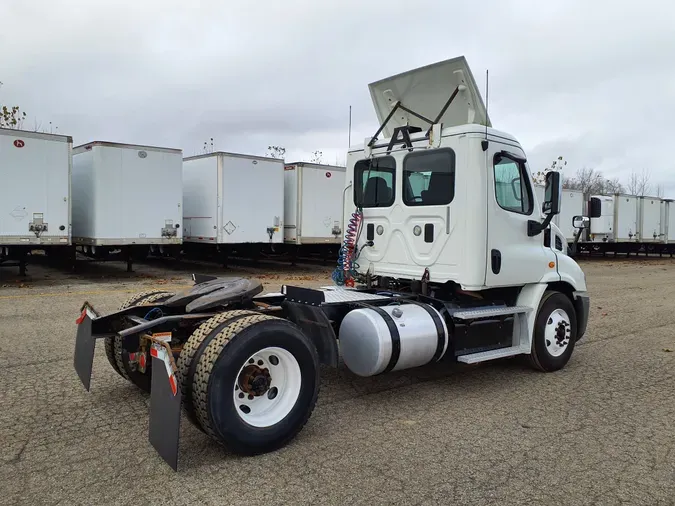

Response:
(1, 257), (674, 505)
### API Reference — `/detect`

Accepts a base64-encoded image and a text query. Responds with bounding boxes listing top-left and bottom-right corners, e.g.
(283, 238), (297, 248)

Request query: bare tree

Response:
(267, 145), (286, 159)
(604, 177), (624, 195)
(655, 184), (664, 198)
(627, 169), (651, 196)
(562, 167), (624, 195)
(310, 150), (323, 164)
(533, 155), (567, 185)
(563, 167), (603, 194)
(202, 137), (214, 154)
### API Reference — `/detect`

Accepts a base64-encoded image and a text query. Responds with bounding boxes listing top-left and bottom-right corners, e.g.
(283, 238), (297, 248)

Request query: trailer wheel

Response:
(528, 291), (577, 372)
(176, 310), (260, 431)
(106, 290), (175, 391)
(192, 315), (320, 455)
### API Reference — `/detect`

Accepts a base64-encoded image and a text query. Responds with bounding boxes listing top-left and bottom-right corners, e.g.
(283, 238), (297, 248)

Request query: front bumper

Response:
(573, 292), (590, 341)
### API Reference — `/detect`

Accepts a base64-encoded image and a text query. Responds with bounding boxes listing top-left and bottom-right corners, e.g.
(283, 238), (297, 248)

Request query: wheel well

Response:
(546, 281), (575, 306)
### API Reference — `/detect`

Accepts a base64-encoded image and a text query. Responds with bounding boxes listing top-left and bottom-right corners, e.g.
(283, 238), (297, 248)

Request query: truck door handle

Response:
(424, 224), (434, 243)
(491, 249), (501, 274)
(366, 223), (374, 241)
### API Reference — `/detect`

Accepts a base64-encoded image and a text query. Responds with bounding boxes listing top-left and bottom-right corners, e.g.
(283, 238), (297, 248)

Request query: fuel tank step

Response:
(456, 346), (523, 364)
(450, 305), (531, 320)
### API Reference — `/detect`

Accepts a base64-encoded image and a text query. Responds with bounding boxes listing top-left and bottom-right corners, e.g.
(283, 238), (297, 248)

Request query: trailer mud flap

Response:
(74, 303), (102, 391)
(148, 339), (182, 471)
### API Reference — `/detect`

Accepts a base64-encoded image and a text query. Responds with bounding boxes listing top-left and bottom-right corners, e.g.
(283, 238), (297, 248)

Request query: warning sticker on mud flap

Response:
(152, 332), (172, 343)
(150, 341), (178, 396)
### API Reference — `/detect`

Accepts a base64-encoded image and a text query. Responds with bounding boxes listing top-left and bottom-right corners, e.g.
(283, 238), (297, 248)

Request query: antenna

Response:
(348, 105), (352, 148)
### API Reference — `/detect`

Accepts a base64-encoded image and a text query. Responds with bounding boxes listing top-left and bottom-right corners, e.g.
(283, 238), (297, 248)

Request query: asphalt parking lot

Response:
(1, 256), (674, 506)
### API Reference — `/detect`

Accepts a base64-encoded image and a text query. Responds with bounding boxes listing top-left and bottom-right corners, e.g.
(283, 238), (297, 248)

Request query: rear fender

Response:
(283, 301), (339, 367)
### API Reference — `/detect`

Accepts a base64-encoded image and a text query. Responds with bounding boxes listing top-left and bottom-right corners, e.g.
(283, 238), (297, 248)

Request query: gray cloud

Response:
(1, 0), (674, 194)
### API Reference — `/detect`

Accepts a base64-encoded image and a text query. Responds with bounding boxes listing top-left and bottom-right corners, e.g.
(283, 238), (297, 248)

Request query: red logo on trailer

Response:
(326, 172), (332, 178)
(13, 140), (25, 148)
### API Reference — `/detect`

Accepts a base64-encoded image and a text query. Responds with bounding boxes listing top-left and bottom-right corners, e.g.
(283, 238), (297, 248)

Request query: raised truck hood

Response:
(368, 55), (491, 139)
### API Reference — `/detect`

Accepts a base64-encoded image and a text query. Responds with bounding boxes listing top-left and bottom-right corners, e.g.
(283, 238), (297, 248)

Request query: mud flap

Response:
(148, 338), (182, 471)
(73, 303), (102, 391)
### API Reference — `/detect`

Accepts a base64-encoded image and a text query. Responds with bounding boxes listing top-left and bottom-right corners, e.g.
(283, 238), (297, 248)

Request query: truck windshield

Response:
(354, 156), (395, 208)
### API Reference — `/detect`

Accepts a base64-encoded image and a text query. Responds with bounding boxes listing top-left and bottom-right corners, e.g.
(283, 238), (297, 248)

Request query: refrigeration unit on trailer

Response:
(73, 55), (590, 471)
(0, 128), (71, 274)
(182, 152), (284, 259)
(638, 196), (662, 242)
(283, 162), (346, 250)
(71, 141), (183, 270)
(588, 195), (614, 242)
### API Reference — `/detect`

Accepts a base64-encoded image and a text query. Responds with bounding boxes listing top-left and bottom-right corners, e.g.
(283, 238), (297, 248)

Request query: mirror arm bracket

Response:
(527, 214), (555, 237)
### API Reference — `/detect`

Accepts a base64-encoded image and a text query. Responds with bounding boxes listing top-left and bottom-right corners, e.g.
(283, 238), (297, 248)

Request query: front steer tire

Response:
(528, 291), (578, 372)
(191, 315), (320, 455)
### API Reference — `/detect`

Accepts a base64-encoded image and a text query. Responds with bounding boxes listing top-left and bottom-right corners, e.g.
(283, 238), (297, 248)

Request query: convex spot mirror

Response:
(543, 171), (562, 216)
(573, 215), (590, 229)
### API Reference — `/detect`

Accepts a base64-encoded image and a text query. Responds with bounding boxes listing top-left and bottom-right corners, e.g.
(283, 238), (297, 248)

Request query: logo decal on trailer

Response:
(13, 140), (25, 148)
(326, 172), (332, 178)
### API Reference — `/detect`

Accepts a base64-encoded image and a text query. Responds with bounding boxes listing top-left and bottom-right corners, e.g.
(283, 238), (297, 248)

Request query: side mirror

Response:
(573, 215), (590, 229)
(542, 171), (561, 215)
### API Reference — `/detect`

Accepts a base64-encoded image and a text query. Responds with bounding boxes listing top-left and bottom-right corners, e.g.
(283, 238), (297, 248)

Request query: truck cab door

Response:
(485, 145), (557, 287)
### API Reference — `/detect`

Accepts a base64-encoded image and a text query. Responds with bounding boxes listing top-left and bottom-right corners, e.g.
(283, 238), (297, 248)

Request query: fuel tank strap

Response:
(353, 302), (401, 374)
(401, 300), (446, 362)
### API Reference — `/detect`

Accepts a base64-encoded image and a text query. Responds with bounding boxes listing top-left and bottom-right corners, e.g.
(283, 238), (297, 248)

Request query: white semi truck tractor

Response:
(73, 56), (590, 471)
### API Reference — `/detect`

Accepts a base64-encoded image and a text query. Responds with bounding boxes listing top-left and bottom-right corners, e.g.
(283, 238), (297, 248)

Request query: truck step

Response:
(456, 346), (524, 364)
(450, 305), (531, 320)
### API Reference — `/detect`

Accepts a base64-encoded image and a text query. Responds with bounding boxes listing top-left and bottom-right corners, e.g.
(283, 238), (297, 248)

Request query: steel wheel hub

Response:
(233, 346), (302, 428)
(238, 364), (272, 396)
(544, 308), (572, 357)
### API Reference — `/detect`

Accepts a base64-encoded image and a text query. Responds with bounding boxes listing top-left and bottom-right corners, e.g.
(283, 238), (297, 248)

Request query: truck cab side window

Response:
(354, 157), (395, 208)
(493, 154), (533, 215)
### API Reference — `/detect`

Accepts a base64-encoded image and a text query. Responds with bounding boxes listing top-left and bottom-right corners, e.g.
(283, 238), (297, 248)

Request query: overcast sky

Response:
(2, 0), (674, 196)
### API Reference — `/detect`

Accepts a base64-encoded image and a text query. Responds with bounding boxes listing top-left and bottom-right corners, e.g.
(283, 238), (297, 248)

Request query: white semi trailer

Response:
(574, 193), (674, 256)
(71, 141), (183, 270)
(182, 152), (284, 264)
(283, 162), (346, 262)
(74, 56), (590, 471)
(0, 128), (72, 275)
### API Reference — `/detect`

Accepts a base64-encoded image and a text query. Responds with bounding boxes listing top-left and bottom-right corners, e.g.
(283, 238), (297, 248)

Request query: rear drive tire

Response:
(105, 290), (175, 392)
(528, 291), (577, 372)
(176, 310), (260, 431)
(192, 315), (320, 455)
